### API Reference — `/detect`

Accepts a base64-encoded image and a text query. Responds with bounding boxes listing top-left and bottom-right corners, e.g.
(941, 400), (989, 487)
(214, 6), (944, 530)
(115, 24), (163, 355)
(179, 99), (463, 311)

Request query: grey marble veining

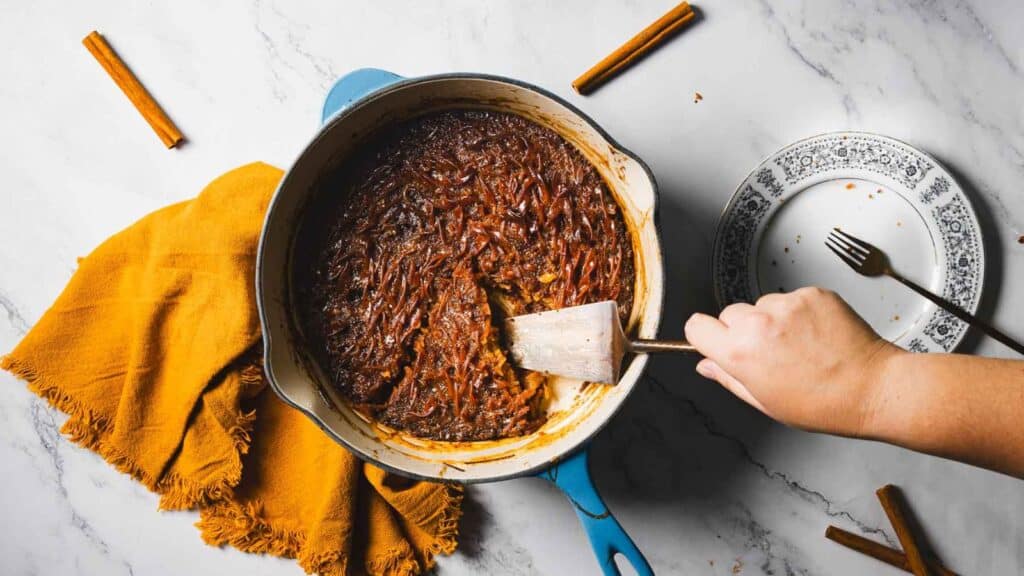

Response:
(1, 1), (1022, 574)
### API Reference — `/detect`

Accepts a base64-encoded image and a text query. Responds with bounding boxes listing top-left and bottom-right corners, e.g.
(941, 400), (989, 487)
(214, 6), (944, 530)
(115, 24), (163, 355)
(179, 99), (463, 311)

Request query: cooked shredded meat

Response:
(295, 110), (634, 441)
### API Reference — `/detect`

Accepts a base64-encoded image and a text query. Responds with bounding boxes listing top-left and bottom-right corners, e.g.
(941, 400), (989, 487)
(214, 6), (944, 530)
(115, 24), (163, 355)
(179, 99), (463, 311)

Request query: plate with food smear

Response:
(713, 132), (984, 353)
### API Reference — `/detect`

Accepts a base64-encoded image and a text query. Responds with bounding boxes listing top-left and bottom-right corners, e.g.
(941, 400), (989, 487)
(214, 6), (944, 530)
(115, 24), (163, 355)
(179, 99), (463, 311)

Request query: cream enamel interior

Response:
(257, 76), (663, 482)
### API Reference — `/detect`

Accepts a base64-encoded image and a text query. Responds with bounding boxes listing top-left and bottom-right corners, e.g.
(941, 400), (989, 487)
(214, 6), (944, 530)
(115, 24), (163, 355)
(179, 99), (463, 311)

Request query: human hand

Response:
(684, 287), (902, 436)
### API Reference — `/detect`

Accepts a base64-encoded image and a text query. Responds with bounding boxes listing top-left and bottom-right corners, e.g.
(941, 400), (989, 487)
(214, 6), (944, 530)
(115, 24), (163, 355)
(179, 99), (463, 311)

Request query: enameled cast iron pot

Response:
(256, 68), (665, 576)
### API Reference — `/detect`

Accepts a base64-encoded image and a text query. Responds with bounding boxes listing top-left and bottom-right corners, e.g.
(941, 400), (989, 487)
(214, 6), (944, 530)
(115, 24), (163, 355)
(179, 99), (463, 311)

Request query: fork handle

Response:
(889, 272), (1024, 355)
(629, 339), (699, 354)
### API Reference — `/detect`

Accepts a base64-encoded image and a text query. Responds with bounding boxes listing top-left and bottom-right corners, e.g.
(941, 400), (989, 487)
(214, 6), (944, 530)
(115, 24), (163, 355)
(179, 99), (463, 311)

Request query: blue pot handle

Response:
(539, 449), (654, 576)
(321, 68), (405, 124)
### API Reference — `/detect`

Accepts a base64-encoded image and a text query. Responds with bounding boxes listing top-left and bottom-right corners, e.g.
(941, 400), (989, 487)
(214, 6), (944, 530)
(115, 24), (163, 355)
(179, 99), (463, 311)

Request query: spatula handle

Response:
(628, 339), (698, 353)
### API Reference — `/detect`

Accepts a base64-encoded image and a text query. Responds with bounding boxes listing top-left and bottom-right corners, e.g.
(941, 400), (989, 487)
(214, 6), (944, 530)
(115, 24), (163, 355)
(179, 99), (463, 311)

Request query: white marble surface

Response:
(2, 1), (1023, 574)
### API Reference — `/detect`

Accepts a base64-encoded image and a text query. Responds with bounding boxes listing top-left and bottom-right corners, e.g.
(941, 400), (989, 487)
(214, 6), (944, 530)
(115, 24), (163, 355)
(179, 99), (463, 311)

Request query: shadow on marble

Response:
(895, 487), (948, 572)
(588, 182), (779, 504)
(451, 488), (488, 561)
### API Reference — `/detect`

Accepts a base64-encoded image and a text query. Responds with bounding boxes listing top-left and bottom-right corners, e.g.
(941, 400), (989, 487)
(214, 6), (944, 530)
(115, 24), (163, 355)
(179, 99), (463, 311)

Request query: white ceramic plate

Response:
(712, 132), (984, 353)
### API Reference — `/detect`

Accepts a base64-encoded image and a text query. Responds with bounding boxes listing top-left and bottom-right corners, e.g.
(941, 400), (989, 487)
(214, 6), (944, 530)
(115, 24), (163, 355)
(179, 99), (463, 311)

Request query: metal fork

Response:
(826, 228), (1024, 355)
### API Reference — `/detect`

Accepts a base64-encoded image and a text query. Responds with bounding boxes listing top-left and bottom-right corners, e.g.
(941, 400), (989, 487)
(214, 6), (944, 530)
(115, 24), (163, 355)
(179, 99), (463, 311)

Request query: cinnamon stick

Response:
(877, 485), (935, 576)
(572, 2), (696, 95)
(825, 526), (957, 576)
(82, 31), (184, 148)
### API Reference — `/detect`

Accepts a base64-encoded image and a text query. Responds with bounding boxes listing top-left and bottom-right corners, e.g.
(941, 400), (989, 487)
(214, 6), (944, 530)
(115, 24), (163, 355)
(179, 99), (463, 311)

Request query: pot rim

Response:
(256, 72), (665, 483)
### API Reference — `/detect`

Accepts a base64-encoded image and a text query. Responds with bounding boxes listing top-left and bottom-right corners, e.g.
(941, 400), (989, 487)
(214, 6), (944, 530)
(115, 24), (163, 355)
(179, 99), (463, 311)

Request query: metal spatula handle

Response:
(629, 339), (697, 353)
(505, 301), (700, 383)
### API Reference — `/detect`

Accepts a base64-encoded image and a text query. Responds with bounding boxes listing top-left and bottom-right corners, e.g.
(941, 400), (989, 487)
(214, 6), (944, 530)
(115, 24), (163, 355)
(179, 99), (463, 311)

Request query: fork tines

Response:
(831, 228), (872, 254)
(826, 228), (867, 269)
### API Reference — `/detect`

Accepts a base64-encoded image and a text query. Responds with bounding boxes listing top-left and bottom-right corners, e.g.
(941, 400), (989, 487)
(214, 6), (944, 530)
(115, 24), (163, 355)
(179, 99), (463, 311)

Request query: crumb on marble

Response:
(694, 91), (703, 103)
(845, 182), (856, 190)
(784, 246), (790, 253)
(897, 220), (902, 227)
(732, 559), (744, 574)
(1018, 235), (1024, 244)
(877, 188), (884, 194)
(868, 194), (875, 199)
(893, 314), (901, 321)
(771, 259), (778, 266)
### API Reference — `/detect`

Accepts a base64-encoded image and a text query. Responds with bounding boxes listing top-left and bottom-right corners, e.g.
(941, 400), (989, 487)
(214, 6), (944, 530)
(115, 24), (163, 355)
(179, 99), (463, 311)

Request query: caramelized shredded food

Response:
(296, 110), (635, 441)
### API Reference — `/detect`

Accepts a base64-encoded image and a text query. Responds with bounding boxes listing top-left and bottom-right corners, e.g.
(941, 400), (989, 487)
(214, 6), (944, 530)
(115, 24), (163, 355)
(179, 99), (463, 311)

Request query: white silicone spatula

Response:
(504, 300), (696, 384)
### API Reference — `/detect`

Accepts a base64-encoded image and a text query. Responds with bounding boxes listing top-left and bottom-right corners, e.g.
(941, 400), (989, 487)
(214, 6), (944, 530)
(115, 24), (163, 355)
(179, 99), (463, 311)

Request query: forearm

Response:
(865, 351), (1024, 478)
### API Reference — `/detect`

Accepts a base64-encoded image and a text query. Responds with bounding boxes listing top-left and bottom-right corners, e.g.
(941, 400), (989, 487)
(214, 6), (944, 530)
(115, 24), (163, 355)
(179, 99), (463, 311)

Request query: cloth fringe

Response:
(195, 499), (348, 574)
(196, 486), (463, 576)
(228, 409), (257, 455)
(1, 354), (255, 511)
(426, 483), (463, 563)
(2, 353), (462, 576)
(368, 547), (420, 576)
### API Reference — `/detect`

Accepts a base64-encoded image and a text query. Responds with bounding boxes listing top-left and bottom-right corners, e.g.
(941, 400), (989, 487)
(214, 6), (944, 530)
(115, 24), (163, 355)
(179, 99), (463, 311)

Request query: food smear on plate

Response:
(294, 110), (636, 441)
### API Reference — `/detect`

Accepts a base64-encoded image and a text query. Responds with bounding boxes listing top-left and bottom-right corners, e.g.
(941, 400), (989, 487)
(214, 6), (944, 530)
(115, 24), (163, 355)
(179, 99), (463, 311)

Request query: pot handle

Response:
(538, 449), (654, 576)
(321, 68), (405, 124)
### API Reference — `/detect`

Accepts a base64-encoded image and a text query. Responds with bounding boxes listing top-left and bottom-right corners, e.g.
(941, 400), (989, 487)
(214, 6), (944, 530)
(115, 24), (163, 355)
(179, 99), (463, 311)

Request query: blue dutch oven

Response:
(257, 68), (666, 575)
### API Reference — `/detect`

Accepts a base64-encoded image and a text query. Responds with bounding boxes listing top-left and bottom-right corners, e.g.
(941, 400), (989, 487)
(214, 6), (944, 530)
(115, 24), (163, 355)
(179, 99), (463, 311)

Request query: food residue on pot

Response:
(294, 110), (637, 442)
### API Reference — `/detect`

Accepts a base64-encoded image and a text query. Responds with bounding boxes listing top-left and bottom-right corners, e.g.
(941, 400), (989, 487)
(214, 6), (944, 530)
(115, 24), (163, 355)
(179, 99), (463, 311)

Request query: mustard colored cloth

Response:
(1, 163), (460, 576)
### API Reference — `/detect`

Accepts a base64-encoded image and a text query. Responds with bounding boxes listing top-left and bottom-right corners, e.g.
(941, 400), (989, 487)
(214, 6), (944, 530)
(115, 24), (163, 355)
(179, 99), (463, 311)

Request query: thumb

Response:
(696, 358), (767, 414)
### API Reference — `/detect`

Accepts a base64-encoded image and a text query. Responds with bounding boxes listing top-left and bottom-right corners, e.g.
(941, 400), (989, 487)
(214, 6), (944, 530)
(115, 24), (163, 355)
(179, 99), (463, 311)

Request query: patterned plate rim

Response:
(711, 131), (985, 353)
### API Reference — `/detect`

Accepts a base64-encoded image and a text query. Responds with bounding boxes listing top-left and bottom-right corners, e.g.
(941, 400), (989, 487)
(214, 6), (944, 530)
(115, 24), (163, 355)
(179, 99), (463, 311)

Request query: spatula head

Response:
(504, 300), (627, 384)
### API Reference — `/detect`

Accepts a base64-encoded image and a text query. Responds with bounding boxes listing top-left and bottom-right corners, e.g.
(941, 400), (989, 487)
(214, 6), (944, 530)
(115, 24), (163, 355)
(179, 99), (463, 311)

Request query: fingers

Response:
(687, 306), (770, 417)
(695, 358), (767, 414)
(792, 285), (830, 299)
(687, 303), (760, 367)
(754, 291), (790, 310)
(718, 302), (755, 326)
(684, 312), (730, 358)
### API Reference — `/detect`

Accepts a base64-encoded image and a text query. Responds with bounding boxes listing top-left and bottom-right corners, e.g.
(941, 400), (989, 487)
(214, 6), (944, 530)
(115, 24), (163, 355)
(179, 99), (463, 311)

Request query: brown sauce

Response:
(295, 110), (635, 441)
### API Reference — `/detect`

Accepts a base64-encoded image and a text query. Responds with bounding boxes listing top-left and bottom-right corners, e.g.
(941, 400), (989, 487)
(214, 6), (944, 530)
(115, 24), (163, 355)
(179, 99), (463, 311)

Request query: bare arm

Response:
(867, 351), (1024, 477)
(684, 287), (1024, 478)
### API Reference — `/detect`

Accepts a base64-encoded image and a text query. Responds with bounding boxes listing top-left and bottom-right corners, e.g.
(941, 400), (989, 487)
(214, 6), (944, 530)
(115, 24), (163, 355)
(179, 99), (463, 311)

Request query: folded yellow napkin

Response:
(1, 163), (460, 576)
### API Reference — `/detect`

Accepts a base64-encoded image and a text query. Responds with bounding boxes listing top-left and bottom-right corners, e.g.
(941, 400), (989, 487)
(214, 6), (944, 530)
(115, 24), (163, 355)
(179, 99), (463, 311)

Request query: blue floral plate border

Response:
(711, 132), (985, 353)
